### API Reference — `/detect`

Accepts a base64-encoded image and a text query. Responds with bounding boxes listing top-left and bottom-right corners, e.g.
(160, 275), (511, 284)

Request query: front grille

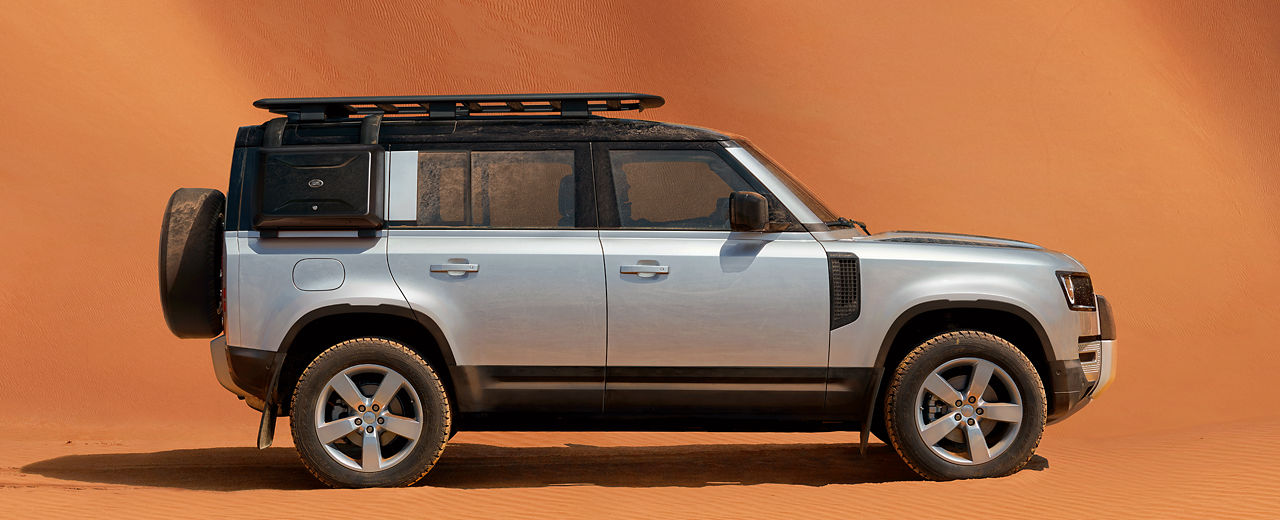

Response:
(828, 252), (860, 329)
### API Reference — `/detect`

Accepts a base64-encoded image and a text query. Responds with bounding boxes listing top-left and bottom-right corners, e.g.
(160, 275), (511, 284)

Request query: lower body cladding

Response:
(450, 366), (878, 431)
(210, 335), (274, 411)
(209, 342), (880, 431)
(210, 340), (1108, 430)
(1047, 337), (1118, 424)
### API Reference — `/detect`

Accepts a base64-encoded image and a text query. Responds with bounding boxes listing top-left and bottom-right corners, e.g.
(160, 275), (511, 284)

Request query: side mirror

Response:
(729, 191), (769, 232)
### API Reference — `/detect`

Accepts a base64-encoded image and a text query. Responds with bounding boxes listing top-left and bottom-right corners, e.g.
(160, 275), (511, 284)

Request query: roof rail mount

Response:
(253, 93), (664, 121)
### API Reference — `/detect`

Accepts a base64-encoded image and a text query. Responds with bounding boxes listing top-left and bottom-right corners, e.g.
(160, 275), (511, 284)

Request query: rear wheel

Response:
(884, 331), (1046, 480)
(290, 338), (451, 488)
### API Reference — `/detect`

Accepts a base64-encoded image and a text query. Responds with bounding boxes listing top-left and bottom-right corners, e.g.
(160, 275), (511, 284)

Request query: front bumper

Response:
(1047, 295), (1117, 423)
(1082, 339), (1117, 398)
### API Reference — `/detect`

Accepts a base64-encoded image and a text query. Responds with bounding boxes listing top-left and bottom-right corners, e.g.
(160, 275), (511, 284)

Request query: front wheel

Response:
(883, 331), (1046, 480)
(289, 338), (451, 488)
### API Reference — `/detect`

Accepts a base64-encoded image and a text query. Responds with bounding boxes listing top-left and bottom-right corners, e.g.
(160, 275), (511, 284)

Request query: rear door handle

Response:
(620, 264), (669, 278)
(430, 263), (479, 276)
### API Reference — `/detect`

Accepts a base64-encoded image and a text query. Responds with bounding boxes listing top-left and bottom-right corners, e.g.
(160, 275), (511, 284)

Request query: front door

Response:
(594, 142), (831, 416)
(386, 143), (606, 413)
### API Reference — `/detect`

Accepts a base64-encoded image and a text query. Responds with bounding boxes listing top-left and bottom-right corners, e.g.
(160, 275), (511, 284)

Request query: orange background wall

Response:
(1, 1), (1276, 439)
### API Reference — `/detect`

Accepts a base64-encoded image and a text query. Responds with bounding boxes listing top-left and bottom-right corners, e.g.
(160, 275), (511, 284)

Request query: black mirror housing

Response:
(729, 191), (769, 232)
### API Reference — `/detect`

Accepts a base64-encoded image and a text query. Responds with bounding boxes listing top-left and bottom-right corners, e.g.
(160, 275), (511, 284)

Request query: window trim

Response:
(385, 142), (596, 230)
(591, 141), (803, 231)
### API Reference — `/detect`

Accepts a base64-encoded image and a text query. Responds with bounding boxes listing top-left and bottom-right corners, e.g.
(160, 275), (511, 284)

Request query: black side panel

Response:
(452, 366), (604, 413)
(456, 414), (858, 433)
(828, 252), (860, 329)
(254, 144), (385, 230)
(227, 346), (277, 398)
(1048, 359), (1088, 423)
(821, 367), (879, 420)
(226, 130), (252, 231)
(604, 367), (827, 416)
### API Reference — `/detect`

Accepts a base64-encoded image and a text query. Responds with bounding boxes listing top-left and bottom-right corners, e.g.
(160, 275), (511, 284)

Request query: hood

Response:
(862, 230), (1042, 250)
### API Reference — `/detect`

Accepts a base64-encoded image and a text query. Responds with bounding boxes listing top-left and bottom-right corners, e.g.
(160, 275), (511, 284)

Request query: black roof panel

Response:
(240, 116), (730, 147)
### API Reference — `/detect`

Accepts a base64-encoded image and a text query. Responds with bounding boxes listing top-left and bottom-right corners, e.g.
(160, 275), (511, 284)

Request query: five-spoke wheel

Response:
(290, 338), (451, 488)
(315, 364), (425, 472)
(914, 357), (1023, 465)
(884, 331), (1046, 480)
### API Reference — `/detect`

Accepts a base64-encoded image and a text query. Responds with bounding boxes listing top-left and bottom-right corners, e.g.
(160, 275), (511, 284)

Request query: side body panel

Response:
(599, 230), (831, 415)
(821, 239), (1097, 368)
(387, 228), (608, 412)
(232, 231), (408, 352)
(383, 144), (608, 414)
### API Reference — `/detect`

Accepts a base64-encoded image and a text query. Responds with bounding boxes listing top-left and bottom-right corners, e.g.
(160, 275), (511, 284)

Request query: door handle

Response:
(620, 264), (669, 278)
(430, 263), (479, 276)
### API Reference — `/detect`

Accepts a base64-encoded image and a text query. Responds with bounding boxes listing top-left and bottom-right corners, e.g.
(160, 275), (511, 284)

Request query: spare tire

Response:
(159, 188), (226, 338)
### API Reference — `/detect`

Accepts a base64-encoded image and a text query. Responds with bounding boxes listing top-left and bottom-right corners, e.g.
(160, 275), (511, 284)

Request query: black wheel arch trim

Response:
(863, 298), (1074, 444)
(872, 299), (1055, 368)
(256, 302), (455, 412)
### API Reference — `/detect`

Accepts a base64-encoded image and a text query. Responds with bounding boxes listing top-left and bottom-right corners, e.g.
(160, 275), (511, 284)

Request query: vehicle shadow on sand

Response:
(21, 442), (1047, 491)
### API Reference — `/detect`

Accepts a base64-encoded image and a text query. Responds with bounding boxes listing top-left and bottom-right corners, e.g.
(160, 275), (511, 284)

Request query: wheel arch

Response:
(268, 304), (458, 416)
(874, 300), (1056, 415)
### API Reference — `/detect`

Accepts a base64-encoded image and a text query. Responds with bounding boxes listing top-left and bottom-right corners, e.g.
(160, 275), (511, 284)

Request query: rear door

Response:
(594, 142), (831, 416)
(385, 143), (606, 413)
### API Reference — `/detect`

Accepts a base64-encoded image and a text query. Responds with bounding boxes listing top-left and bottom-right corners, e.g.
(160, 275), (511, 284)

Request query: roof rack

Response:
(253, 92), (664, 121)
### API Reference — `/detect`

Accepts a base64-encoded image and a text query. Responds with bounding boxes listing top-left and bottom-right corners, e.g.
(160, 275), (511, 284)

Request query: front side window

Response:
(609, 150), (754, 230)
(736, 139), (840, 223)
(414, 149), (576, 228)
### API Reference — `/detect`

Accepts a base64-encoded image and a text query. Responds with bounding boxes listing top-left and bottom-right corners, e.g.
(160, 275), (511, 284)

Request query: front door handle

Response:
(430, 263), (479, 276)
(620, 264), (669, 278)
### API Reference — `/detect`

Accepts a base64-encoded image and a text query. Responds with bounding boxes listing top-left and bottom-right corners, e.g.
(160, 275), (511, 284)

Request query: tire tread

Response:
(883, 330), (1046, 480)
(289, 337), (451, 488)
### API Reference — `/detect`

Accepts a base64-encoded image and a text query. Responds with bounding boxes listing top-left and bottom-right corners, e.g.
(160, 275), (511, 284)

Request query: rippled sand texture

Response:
(1, 1), (1277, 517)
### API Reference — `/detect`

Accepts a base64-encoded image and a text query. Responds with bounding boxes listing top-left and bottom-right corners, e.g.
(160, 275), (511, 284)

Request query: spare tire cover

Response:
(159, 188), (226, 338)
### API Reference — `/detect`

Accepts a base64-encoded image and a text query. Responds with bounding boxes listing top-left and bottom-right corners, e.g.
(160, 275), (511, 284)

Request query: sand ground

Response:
(3, 419), (1278, 519)
(2, 1), (1279, 517)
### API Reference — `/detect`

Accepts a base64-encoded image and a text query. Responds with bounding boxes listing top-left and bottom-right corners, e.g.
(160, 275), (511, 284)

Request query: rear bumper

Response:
(209, 335), (276, 409)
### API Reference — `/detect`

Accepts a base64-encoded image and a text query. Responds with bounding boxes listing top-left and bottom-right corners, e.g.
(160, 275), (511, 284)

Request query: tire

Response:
(883, 331), (1046, 480)
(158, 188), (225, 338)
(290, 338), (452, 488)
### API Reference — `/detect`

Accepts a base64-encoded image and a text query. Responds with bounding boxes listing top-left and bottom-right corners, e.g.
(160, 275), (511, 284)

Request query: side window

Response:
(413, 150), (576, 228)
(609, 150), (753, 230)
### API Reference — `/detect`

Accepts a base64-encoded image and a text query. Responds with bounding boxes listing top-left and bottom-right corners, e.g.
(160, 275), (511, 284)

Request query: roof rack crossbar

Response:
(253, 93), (663, 121)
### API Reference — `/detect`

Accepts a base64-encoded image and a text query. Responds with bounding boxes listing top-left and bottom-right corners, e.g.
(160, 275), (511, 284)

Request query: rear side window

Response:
(609, 150), (753, 230)
(414, 150), (576, 228)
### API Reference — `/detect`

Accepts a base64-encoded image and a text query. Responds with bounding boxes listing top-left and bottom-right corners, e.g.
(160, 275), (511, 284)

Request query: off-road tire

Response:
(290, 338), (452, 488)
(884, 330), (1046, 480)
(158, 188), (225, 338)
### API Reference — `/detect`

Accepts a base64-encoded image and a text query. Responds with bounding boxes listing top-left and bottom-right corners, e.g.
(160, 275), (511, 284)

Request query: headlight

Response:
(1057, 271), (1096, 311)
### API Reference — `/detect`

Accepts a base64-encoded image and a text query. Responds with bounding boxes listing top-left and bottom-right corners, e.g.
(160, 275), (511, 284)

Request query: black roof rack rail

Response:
(253, 92), (664, 121)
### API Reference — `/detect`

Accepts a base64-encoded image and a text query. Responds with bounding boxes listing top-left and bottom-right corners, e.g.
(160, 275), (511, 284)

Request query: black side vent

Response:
(828, 252), (861, 329)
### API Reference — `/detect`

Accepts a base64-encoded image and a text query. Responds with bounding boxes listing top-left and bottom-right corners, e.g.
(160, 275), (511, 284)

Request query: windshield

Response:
(737, 140), (841, 223)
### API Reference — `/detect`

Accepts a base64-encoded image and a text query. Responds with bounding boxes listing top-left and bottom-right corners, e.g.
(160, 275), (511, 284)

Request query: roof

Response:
(238, 92), (730, 147)
(237, 117), (731, 147)
(254, 93), (665, 120)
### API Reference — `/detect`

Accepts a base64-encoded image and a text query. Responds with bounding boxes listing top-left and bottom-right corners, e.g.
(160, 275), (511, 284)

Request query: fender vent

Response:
(828, 252), (860, 329)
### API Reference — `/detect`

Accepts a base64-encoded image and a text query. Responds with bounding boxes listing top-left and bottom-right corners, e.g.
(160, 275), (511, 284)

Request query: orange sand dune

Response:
(1, 0), (1278, 516)
(4, 421), (1279, 519)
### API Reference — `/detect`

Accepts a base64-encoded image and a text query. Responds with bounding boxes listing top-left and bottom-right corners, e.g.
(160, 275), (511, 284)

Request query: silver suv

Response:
(158, 93), (1116, 488)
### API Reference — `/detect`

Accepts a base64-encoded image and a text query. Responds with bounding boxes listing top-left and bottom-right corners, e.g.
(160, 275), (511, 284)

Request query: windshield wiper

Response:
(824, 217), (870, 234)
